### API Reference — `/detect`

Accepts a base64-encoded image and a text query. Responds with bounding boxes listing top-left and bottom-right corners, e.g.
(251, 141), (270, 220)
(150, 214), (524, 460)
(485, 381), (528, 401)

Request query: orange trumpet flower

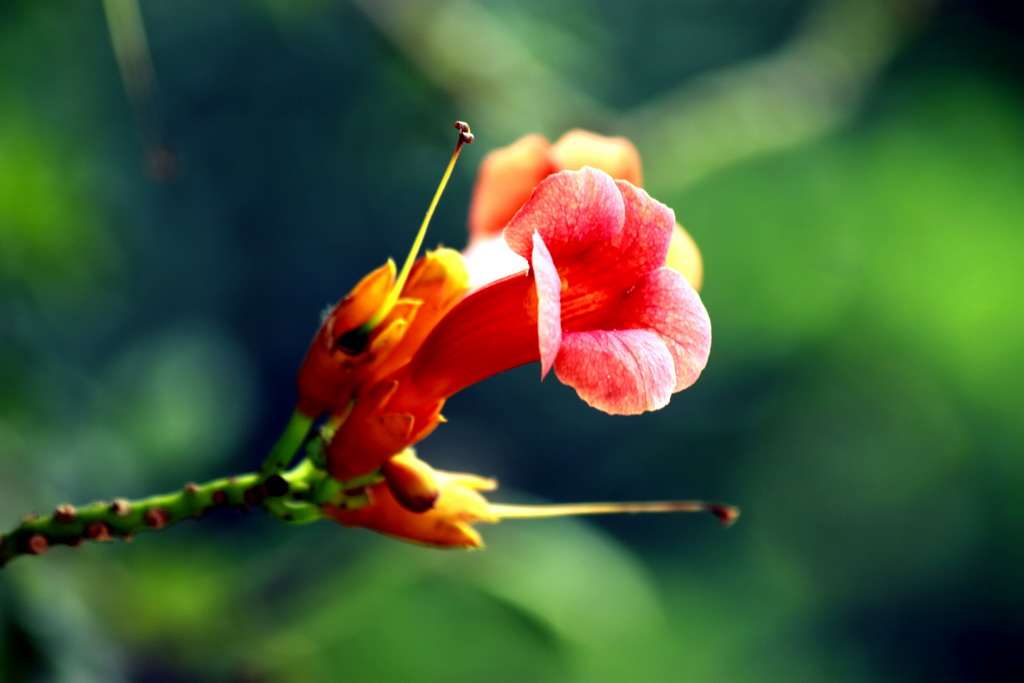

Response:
(281, 124), (729, 548)
(326, 167), (710, 482)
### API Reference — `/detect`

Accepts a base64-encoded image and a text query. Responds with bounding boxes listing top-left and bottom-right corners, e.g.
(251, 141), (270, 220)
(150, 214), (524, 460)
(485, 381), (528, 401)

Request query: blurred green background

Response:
(2, 0), (1022, 681)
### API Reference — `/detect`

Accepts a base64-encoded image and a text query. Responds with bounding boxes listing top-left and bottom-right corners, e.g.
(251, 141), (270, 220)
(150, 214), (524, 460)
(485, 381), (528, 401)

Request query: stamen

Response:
(363, 121), (474, 333)
(487, 500), (740, 527)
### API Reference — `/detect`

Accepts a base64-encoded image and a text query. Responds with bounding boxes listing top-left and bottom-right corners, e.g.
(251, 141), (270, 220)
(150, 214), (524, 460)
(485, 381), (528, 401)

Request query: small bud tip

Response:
(454, 121), (473, 144)
(710, 504), (741, 527)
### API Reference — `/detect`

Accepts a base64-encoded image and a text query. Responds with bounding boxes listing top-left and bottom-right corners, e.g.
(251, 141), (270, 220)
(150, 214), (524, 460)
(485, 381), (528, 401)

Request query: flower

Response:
(326, 167), (711, 484)
(281, 125), (726, 549)
(464, 130), (703, 290)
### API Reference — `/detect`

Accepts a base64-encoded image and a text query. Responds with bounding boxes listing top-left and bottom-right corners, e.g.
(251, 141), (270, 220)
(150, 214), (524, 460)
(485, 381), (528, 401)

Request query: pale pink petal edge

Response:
(553, 329), (676, 415)
(625, 267), (711, 392)
(532, 232), (562, 378)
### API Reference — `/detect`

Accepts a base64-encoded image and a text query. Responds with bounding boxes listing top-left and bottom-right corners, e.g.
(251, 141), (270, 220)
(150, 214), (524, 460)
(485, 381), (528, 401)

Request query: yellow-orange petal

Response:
(666, 223), (703, 291)
(383, 451), (440, 512)
(402, 248), (470, 303)
(327, 455), (499, 548)
(371, 249), (471, 382)
(550, 130), (643, 186)
(329, 260), (397, 339)
(468, 134), (556, 241)
(296, 260), (398, 415)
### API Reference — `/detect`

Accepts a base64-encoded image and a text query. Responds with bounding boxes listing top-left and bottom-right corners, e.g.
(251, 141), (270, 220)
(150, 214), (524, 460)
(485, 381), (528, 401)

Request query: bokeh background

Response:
(2, 0), (1022, 681)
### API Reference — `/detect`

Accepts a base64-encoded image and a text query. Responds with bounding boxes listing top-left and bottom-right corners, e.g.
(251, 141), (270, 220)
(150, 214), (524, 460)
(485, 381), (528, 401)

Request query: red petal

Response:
(553, 329), (676, 415)
(504, 168), (623, 263)
(532, 233), (562, 378)
(555, 180), (676, 297)
(613, 180), (675, 280)
(622, 267), (711, 392)
(403, 273), (540, 404)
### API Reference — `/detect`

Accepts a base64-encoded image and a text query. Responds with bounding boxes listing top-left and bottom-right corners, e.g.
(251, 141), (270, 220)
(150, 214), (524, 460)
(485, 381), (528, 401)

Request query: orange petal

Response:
(370, 249), (470, 382)
(666, 223), (703, 291)
(468, 134), (555, 241)
(551, 130), (643, 186)
(296, 260), (397, 415)
(383, 451), (440, 512)
(326, 260), (397, 342)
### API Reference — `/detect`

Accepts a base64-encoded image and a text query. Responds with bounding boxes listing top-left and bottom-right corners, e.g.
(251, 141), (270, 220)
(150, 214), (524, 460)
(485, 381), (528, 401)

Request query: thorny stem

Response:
(0, 458), (357, 569)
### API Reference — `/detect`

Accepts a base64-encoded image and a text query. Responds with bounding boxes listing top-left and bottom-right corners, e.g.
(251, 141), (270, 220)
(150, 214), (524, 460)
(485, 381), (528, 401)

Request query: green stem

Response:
(259, 409), (315, 476)
(0, 459), (334, 569)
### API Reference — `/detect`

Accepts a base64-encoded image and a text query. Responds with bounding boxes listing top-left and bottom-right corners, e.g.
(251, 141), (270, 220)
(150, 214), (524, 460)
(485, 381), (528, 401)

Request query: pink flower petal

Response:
(553, 329), (676, 415)
(613, 180), (675, 280)
(505, 168), (623, 262)
(623, 267), (711, 391)
(532, 232), (562, 378)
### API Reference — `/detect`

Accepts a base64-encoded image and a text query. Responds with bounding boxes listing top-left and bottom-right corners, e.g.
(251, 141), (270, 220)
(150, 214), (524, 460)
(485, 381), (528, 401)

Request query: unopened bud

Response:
(383, 452), (440, 512)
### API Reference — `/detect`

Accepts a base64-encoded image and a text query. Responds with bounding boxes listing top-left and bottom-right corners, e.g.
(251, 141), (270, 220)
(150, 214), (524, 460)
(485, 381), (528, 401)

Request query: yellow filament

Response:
(488, 501), (740, 526)
(363, 123), (472, 332)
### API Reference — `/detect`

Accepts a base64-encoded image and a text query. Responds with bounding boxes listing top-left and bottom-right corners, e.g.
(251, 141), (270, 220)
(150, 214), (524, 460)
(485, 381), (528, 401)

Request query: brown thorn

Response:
(54, 504), (77, 523)
(184, 482), (200, 494)
(86, 521), (113, 542)
(243, 486), (264, 506)
(144, 507), (170, 529)
(110, 499), (133, 516)
(263, 474), (289, 497)
(27, 533), (49, 555)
